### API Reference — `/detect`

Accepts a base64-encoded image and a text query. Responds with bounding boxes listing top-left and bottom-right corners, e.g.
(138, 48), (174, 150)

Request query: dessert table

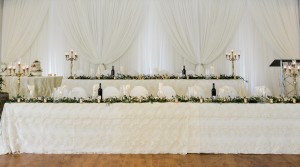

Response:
(62, 79), (247, 97)
(1, 103), (299, 155)
(3, 76), (63, 98)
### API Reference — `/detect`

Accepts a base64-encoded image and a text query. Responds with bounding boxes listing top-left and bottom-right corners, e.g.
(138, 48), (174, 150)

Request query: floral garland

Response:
(8, 95), (300, 104)
(71, 74), (248, 82)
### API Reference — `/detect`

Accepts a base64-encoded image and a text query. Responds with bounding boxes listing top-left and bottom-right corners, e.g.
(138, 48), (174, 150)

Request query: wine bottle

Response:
(98, 83), (103, 101)
(111, 66), (115, 76)
(212, 83), (216, 98)
(182, 65), (186, 76)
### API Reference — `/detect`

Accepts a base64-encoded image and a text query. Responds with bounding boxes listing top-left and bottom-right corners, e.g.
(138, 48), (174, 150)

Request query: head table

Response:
(0, 103), (299, 155)
(62, 79), (247, 97)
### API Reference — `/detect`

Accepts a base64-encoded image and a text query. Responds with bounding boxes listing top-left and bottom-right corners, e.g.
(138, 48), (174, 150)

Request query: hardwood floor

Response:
(0, 154), (299, 167)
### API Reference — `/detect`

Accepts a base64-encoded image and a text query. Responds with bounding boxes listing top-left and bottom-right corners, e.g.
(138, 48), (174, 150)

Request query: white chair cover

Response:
(68, 87), (88, 98)
(103, 86), (121, 99)
(130, 86), (149, 97)
(218, 86), (238, 98)
(254, 86), (272, 97)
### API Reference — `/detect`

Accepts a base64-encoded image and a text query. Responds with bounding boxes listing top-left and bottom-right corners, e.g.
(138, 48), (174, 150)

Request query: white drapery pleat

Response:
(249, 0), (300, 59)
(1, 0), (300, 96)
(57, 0), (146, 65)
(155, 0), (246, 73)
(1, 0), (49, 63)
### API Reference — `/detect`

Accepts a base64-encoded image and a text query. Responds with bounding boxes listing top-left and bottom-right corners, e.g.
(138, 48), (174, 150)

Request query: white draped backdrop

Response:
(0, 0), (299, 96)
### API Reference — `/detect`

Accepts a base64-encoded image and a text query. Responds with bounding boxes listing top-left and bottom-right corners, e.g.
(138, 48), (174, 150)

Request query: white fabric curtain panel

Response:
(249, 0), (300, 59)
(155, 0), (246, 74)
(1, 0), (49, 63)
(58, 0), (146, 66)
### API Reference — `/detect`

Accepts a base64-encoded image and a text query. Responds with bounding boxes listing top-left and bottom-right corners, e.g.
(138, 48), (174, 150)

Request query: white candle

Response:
(244, 98), (247, 103)
(80, 99), (83, 103)
(200, 98), (203, 103)
(269, 99), (273, 104)
(17, 98), (21, 103)
(44, 98), (47, 103)
(293, 98), (296, 104)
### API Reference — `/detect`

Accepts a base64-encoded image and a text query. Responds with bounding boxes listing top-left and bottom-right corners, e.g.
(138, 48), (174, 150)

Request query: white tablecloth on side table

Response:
(1, 103), (299, 154)
(62, 79), (247, 97)
(3, 76), (63, 98)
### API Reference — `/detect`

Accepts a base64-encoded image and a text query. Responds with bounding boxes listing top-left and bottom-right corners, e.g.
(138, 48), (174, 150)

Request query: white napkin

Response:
(92, 84), (99, 98)
(27, 85), (35, 98)
(120, 84), (130, 96)
(157, 83), (164, 97)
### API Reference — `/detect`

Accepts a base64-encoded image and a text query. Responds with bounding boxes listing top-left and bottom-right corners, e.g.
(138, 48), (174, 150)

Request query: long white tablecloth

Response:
(1, 103), (299, 154)
(3, 76), (63, 98)
(62, 79), (247, 97)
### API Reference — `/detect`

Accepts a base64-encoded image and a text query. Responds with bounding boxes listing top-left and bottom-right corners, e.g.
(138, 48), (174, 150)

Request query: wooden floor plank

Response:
(0, 154), (300, 167)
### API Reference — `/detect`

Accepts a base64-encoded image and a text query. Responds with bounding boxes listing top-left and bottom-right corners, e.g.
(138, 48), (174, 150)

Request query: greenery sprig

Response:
(8, 95), (300, 104)
(72, 73), (248, 82)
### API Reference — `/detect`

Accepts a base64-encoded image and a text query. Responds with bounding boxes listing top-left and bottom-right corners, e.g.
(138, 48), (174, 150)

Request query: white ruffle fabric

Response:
(103, 86), (121, 99)
(3, 76), (63, 98)
(1, 103), (300, 155)
(62, 79), (247, 98)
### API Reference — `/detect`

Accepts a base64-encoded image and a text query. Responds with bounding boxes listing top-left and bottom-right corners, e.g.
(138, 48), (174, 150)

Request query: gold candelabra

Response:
(65, 49), (78, 79)
(16, 62), (26, 96)
(226, 50), (240, 79)
(283, 60), (300, 97)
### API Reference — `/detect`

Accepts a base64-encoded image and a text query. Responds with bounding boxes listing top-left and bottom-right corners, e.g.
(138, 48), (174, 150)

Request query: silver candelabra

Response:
(65, 49), (78, 79)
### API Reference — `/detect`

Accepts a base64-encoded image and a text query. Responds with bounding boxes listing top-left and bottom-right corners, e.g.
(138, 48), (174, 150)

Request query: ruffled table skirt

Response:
(0, 103), (299, 154)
